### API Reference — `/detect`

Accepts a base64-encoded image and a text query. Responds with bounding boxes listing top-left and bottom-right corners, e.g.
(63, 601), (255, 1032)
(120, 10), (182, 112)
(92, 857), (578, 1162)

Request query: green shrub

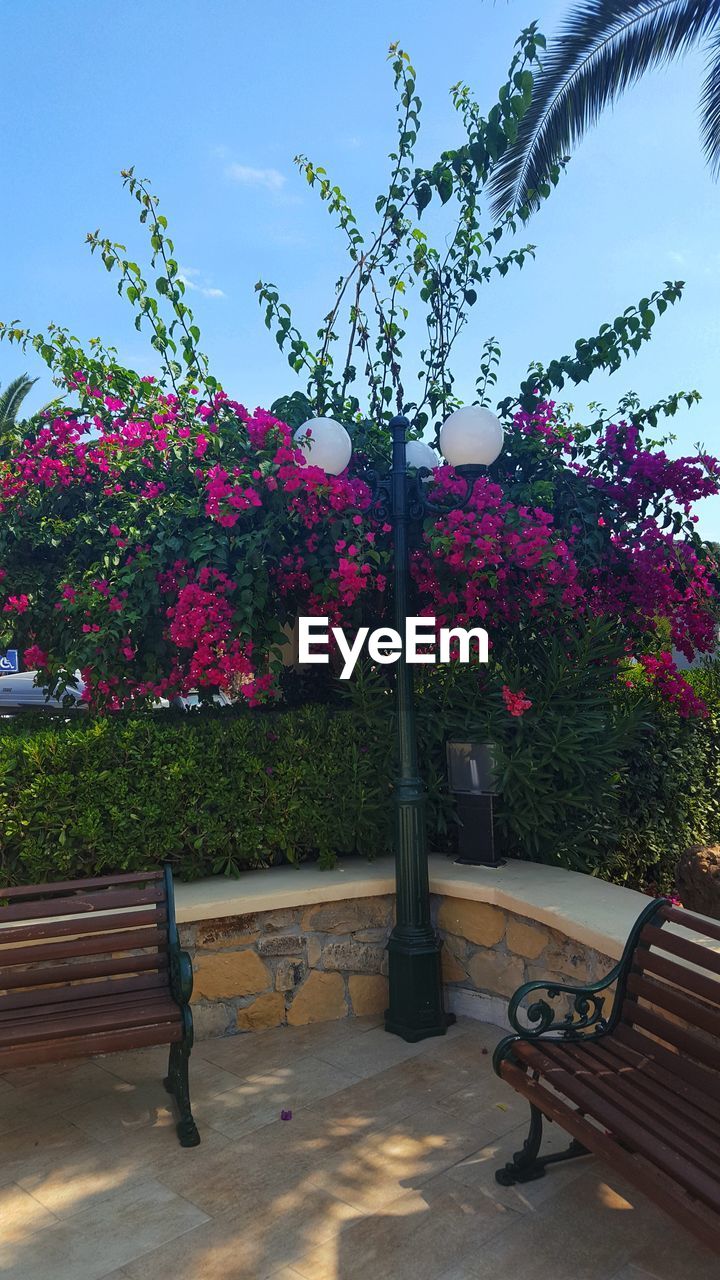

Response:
(0, 706), (394, 885)
(1, 660), (718, 891)
(606, 664), (720, 892)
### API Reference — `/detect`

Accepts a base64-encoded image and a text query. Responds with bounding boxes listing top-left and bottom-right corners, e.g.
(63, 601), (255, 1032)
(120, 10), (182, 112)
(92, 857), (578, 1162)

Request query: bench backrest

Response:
(622, 902), (720, 1092)
(0, 868), (175, 1018)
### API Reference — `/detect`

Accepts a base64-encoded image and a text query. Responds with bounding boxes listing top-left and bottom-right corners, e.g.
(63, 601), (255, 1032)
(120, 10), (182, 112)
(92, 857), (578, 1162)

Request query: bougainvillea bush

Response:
(0, 370), (716, 718)
(1, 31), (719, 882)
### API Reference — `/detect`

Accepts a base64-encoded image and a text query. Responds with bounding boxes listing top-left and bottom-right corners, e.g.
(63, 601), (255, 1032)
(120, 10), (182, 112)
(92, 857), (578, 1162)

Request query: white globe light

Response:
(439, 405), (504, 468)
(294, 417), (352, 475)
(405, 439), (439, 472)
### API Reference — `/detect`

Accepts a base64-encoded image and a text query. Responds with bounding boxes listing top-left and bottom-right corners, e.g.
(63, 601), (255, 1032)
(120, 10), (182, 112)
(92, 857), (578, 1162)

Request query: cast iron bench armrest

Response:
(493, 896), (668, 1075)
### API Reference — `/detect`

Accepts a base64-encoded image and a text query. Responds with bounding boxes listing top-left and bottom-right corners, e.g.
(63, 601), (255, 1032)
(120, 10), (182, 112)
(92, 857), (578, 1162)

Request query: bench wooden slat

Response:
(0, 949), (168, 993)
(622, 1000), (720, 1072)
(0, 997), (182, 1049)
(626, 971), (720, 1039)
(663, 906), (720, 943)
(615, 1023), (720, 1107)
(0, 870), (164, 900)
(601, 1030), (720, 1133)
(2, 986), (173, 1027)
(0, 925), (168, 972)
(0, 885), (164, 924)
(556, 1041), (720, 1173)
(638, 924), (720, 978)
(512, 1040), (720, 1211)
(635, 947), (720, 1008)
(0, 971), (169, 1018)
(0, 1022), (184, 1071)
(500, 1060), (720, 1254)
(0, 906), (168, 946)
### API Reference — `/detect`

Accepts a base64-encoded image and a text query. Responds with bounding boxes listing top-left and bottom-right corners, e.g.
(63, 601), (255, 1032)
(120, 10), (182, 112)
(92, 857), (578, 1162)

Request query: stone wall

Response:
(179, 895), (394, 1038)
(180, 889), (615, 1039)
(432, 894), (614, 1020)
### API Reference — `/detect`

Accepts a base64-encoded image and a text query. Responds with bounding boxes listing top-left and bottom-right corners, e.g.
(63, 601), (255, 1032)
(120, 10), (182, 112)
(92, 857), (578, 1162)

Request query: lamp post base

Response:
(384, 931), (456, 1042)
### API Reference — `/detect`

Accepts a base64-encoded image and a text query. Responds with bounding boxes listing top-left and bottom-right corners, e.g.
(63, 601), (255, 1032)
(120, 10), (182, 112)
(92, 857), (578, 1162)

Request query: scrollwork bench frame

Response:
(493, 896), (720, 1252)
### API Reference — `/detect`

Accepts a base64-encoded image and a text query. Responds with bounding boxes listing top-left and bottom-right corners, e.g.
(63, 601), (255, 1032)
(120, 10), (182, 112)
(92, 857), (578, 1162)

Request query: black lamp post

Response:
(294, 407), (504, 1042)
(383, 415), (451, 1041)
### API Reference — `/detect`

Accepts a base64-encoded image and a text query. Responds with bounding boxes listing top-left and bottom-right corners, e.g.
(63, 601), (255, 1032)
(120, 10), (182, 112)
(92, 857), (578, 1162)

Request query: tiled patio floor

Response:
(0, 1016), (714, 1280)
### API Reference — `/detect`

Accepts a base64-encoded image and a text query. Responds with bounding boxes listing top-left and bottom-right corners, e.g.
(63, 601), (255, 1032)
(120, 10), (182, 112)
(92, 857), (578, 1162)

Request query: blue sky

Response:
(1, 0), (718, 538)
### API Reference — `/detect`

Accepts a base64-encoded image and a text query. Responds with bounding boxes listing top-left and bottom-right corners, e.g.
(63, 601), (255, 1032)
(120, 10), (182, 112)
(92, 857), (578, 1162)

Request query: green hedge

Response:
(607, 664), (720, 891)
(0, 707), (393, 885)
(1, 663), (718, 890)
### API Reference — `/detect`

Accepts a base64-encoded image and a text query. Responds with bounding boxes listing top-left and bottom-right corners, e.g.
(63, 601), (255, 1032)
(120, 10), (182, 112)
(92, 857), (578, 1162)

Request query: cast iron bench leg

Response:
(164, 1038), (201, 1148)
(495, 1102), (589, 1185)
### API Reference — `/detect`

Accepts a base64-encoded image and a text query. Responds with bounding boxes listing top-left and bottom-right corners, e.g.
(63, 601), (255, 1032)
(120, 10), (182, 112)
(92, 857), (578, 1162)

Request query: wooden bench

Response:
(0, 865), (200, 1146)
(493, 897), (720, 1252)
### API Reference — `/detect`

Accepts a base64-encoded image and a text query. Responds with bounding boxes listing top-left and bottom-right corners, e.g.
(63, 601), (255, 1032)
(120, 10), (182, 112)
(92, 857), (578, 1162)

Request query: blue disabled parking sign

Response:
(0, 650), (19, 674)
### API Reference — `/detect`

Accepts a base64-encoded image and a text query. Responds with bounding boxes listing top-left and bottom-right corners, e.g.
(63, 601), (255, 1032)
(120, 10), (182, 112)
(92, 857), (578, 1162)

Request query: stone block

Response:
(354, 928), (390, 944)
(193, 949), (271, 1000)
(260, 908), (300, 933)
(256, 934), (304, 957)
(466, 948), (525, 998)
(236, 992), (286, 1031)
(287, 971), (347, 1025)
(320, 941), (386, 974)
(191, 1002), (234, 1039)
(506, 917), (551, 960)
(195, 914), (259, 949)
(274, 959), (307, 992)
(306, 936), (323, 968)
(437, 897), (506, 948)
(300, 896), (392, 935)
(542, 937), (591, 982)
(441, 948), (467, 984)
(349, 975), (388, 1017)
(178, 922), (197, 948)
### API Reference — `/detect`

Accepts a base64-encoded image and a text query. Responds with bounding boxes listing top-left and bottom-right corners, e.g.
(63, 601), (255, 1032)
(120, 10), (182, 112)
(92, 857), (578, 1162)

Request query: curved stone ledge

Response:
(175, 856), (719, 1038)
(175, 854), (654, 961)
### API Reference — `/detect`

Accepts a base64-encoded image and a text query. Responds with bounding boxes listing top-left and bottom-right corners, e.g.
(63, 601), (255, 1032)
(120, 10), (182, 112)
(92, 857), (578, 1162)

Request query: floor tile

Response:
(0, 1177), (209, 1280)
(119, 1185), (362, 1280)
(311, 1020), (469, 1079)
(620, 1231), (719, 1279)
(0, 1181), (57, 1241)
(304, 1104), (501, 1213)
(441, 1167), (665, 1280)
(61, 1081), (177, 1146)
(194, 1054), (359, 1139)
(0, 1116), (100, 1186)
(94, 1045), (242, 1098)
(18, 1147), (152, 1218)
(291, 1170), (518, 1280)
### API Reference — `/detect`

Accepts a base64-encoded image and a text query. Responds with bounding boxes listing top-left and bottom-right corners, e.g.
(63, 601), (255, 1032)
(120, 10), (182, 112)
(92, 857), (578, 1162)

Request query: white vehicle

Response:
(0, 669), (86, 712)
(0, 670), (232, 713)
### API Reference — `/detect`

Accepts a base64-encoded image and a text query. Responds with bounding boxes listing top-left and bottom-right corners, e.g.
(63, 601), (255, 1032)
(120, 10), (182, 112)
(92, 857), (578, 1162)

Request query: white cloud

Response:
(224, 162), (285, 192)
(178, 267), (226, 299)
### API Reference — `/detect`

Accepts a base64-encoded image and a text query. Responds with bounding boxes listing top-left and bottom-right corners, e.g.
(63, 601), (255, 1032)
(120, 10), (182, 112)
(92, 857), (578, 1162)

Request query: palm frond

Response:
(700, 28), (720, 173)
(0, 374), (38, 429)
(488, 0), (720, 219)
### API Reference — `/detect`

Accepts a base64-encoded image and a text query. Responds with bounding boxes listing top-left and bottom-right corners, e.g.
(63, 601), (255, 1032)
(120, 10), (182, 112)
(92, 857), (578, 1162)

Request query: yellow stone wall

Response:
(179, 889), (613, 1039)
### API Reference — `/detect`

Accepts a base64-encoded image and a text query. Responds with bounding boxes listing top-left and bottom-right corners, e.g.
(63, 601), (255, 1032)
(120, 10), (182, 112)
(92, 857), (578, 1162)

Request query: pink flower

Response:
(23, 644), (47, 667)
(502, 685), (532, 718)
(3, 594), (29, 614)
